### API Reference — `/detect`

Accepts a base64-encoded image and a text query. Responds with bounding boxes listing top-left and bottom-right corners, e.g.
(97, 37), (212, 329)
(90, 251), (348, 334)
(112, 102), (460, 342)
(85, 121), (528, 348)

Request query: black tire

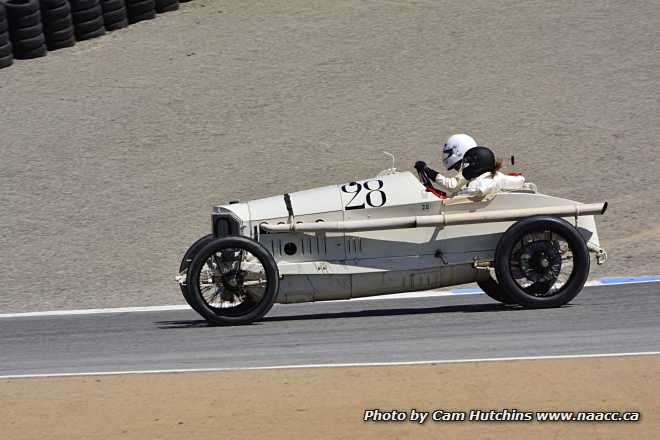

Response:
(0, 30), (9, 45)
(102, 7), (126, 24)
(157, 3), (179, 13)
(127, 9), (155, 23)
(72, 4), (102, 22)
(187, 236), (279, 326)
(155, 0), (178, 13)
(100, 0), (125, 12)
(9, 9), (42, 28)
(0, 4), (6, 21)
(40, 0), (68, 6)
(12, 32), (45, 50)
(494, 216), (590, 308)
(0, 54), (13, 68)
(69, 0), (100, 11)
(11, 22), (42, 39)
(5, 0), (40, 15)
(178, 233), (216, 308)
(44, 15), (73, 32)
(47, 34), (74, 49)
(0, 42), (13, 57)
(105, 17), (127, 30)
(41, 2), (71, 21)
(13, 43), (47, 58)
(76, 23), (105, 40)
(47, 26), (74, 41)
(477, 275), (516, 304)
(126, 0), (155, 15)
(74, 14), (104, 33)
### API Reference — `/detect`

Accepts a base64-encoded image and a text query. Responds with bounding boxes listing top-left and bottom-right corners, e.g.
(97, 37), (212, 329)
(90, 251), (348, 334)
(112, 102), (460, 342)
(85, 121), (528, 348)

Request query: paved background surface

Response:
(1, 0), (659, 312)
(1, 283), (658, 377)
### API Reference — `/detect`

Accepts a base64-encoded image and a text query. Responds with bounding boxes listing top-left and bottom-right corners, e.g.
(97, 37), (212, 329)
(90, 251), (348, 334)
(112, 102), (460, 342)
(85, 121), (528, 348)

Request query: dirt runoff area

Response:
(1, 0), (660, 312)
(1, 355), (657, 439)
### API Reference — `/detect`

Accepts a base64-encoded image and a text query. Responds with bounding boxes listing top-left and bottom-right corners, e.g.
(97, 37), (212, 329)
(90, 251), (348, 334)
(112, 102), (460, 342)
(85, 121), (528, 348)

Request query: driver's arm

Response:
(435, 172), (468, 193)
(425, 168), (468, 194)
(414, 161), (468, 196)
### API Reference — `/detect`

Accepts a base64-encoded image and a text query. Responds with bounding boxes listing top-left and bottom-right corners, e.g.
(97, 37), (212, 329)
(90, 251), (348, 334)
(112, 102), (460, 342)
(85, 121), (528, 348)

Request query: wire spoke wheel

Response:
(494, 216), (590, 308)
(509, 230), (574, 297)
(178, 234), (216, 312)
(187, 236), (279, 325)
(198, 248), (268, 315)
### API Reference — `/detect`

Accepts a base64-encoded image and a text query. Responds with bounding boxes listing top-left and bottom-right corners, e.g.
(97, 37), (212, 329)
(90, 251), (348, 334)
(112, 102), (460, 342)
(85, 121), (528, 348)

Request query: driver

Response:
(459, 146), (525, 197)
(414, 133), (477, 196)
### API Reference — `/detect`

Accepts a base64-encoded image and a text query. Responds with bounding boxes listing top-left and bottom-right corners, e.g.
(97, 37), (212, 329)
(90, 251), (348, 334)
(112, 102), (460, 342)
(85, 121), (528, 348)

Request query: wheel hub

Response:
(519, 240), (562, 284)
(221, 269), (243, 289)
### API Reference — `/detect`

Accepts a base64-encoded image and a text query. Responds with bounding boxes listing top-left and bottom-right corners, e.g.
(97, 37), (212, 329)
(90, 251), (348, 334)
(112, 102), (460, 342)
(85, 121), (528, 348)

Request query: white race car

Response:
(176, 162), (607, 325)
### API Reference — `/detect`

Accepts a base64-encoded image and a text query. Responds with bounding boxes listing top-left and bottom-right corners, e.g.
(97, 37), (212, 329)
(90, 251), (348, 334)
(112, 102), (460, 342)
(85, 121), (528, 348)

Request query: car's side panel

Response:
(257, 212), (347, 262)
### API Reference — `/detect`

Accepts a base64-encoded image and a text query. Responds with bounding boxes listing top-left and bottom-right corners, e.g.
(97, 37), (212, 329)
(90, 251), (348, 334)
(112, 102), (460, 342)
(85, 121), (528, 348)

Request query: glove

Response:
(414, 161), (427, 171)
(425, 167), (438, 181)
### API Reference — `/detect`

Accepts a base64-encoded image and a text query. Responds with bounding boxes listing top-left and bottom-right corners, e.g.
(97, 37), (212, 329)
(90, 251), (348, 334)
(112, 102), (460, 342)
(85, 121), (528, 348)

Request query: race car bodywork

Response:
(177, 168), (607, 325)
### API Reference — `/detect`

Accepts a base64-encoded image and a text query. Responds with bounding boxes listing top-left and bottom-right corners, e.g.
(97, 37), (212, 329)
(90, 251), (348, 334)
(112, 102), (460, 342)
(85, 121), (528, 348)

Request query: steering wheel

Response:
(416, 167), (433, 187)
(416, 167), (448, 199)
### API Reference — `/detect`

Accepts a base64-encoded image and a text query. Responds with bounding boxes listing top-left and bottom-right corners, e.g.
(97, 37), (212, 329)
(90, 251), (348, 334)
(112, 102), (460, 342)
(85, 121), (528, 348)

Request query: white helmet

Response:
(442, 133), (477, 171)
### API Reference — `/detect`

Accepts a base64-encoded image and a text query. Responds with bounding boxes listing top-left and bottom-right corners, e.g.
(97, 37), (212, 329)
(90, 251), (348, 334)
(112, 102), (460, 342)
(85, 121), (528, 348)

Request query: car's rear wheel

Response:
(187, 236), (279, 325)
(494, 216), (589, 308)
(178, 234), (215, 310)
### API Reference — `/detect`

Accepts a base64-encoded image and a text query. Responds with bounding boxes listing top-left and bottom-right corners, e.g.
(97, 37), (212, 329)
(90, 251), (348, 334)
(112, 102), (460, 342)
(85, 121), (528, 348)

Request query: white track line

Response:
(0, 277), (658, 319)
(2, 351), (659, 380)
(0, 304), (191, 318)
(0, 290), (461, 318)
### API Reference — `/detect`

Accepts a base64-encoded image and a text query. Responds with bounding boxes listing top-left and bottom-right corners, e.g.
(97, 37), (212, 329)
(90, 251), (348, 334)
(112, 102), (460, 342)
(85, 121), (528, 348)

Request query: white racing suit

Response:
(457, 171), (526, 197)
(433, 172), (469, 196)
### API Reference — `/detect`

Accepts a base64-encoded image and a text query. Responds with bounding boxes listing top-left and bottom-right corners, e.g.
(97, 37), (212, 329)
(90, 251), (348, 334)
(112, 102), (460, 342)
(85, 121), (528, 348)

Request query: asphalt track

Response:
(1, 282), (658, 378)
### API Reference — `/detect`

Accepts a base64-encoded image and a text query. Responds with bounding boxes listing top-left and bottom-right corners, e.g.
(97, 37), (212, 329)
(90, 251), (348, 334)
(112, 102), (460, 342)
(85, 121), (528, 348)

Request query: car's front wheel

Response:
(187, 236), (279, 325)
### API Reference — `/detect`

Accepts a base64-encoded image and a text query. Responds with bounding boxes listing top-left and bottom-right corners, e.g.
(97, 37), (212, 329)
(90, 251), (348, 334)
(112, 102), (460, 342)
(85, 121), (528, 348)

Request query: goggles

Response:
(442, 144), (453, 161)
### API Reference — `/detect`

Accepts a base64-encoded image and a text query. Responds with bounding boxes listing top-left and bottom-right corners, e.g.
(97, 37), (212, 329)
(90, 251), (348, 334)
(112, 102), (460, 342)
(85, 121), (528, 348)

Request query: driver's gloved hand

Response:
(425, 167), (438, 181)
(414, 161), (439, 181)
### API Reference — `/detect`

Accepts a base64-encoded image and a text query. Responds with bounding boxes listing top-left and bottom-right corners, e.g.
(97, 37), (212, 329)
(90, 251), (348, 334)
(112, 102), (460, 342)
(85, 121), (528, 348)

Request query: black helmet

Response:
(461, 146), (496, 179)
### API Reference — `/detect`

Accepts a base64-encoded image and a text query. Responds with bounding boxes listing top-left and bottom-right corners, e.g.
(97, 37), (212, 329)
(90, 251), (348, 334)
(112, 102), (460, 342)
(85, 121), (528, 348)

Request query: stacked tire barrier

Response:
(0, 0), (194, 68)
(39, 0), (75, 50)
(125, 0), (155, 24)
(69, 0), (105, 41)
(0, 2), (13, 68)
(155, 0), (178, 13)
(5, 0), (47, 59)
(100, 0), (127, 31)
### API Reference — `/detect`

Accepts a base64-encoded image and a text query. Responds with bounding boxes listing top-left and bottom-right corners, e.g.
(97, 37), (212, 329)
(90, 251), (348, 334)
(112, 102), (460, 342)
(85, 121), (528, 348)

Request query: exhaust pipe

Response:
(260, 202), (607, 234)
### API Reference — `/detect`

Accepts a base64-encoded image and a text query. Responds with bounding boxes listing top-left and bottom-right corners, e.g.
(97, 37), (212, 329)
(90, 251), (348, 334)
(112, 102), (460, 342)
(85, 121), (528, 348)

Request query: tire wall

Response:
(0, 0), (194, 68)
(5, 0), (47, 59)
(100, 0), (128, 31)
(125, 0), (155, 24)
(39, 0), (76, 50)
(69, 0), (105, 41)
(0, 2), (14, 68)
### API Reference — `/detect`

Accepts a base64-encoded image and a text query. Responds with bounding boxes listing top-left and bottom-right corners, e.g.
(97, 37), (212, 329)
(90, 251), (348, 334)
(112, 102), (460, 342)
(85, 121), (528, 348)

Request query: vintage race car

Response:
(176, 162), (608, 325)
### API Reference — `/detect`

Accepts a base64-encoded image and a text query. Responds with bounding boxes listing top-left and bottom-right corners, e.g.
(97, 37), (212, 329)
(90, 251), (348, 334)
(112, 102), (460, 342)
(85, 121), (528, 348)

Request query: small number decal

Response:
(341, 180), (387, 210)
